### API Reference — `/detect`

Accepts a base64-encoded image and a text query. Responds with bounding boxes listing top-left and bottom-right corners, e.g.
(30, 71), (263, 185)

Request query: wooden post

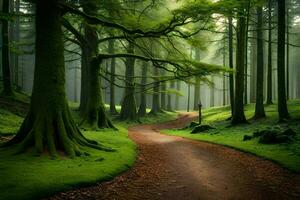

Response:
(198, 101), (202, 125)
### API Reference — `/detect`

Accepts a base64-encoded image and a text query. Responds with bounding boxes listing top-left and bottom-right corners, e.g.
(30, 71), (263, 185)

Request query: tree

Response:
(228, 17), (235, 117)
(1, 0), (13, 96)
(232, 11), (247, 124)
(2, 0), (111, 157)
(194, 49), (201, 111)
(119, 42), (138, 120)
(160, 69), (167, 110)
(108, 39), (118, 115)
(254, 5), (266, 119)
(138, 61), (148, 117)
(150, 65), (162, 115)
(175, 80), (181, 110)
(167, 80), (175, 111)
(266, 0), (273, 105)
(277, 0), (289, 121)
(79, 1), (114, 129)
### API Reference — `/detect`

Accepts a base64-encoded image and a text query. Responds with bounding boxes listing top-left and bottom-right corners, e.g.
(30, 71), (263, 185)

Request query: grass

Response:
(163, 100), (300, 173)
(0, 99), (177, 200)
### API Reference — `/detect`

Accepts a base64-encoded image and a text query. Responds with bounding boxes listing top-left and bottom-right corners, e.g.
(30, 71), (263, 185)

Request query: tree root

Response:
(3, 108), (115, 158)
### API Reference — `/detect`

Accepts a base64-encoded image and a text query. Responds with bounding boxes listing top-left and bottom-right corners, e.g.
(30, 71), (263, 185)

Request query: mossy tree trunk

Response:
(167, 80), (175, 111)
(79, 46), (89, 115)
(1, 0), (13, 96)
(160, 69), (166, 110)
(277, 0), (289, 121)
(138, 61), (148, 117)
(150, 66), (162, 114)
(232, 16), (247, 124)
(3, 0), (111, 157)
(108, 39), (118, 115)
(120, 42), (138, 120)
(254, 6), (266, 119)
(80, 1), (114, 129)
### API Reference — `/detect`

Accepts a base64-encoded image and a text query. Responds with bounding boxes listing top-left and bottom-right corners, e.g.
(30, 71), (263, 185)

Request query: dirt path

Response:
(50, 113), (300, 200)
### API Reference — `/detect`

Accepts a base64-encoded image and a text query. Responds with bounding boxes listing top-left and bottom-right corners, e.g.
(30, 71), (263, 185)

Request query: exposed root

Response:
(3, 108), (115, 158)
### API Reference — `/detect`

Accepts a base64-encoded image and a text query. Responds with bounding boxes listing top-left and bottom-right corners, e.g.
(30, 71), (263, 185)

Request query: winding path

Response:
(51, 113), (300, 200)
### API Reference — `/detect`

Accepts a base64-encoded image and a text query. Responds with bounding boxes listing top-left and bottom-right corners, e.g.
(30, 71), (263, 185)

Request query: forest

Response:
(0, 0), (300, 199)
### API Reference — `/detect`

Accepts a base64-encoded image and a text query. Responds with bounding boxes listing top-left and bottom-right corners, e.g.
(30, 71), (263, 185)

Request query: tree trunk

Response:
(266, 0), (273, 105)
(194, 77), (200, 110)
(80, 2), (114, 129)
(254, 6), (266, 119)
(108, 39), (118, 114)
(194, 48), (201, 110)
(286, 5), (290, 100)
(138, 61), (148, 117)
(150, 66), (162, 114)
(175, 80), (181, 110)
(187, 82), (190, 112)
(167, 80), (175, 111)
(277, 0), (289, 120)
(79, 46), (89, 115)
(120, 42), (137, 120)
(3, 0), (111, 157)
(228, 17), (234, 116)
(232, 16), (247, 124)
(210, 76), (215, 107)
(160, 69), (166, 110)
(1, 0), (13, 96)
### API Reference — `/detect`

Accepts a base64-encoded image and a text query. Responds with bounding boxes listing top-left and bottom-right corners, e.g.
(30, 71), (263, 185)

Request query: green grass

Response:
(0, 108), (23, 136)
(0, 100), (177, 200)
(163, 100), (300, 173)
(0, 126), (136, 200)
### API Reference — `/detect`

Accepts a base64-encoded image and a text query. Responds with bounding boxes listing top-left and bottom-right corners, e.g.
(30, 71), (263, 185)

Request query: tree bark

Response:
(228, 17), (234, 116)
(277, 0), (289, 120)
(1, 0), (13, 96)
(160, 69), (166, 110)
(175, 80), (181, 110)
(232, 16), (247, 124)
(138, 61), (148, 117)
(3, 0), (112, 157)
(108, 39), (118, 114)
(254, 6), (266, 119)
(167, 80), (175, 111)
(120, 42), (138, 120)
(80, 2), (114, 129)
(266, 0), (273, 105)
(194, 48), (201, 110)
(286, 5), (290, 100)
(150, 66), (162, 114)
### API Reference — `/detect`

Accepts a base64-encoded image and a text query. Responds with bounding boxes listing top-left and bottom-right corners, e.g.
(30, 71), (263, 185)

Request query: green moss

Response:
(0, 126), (136, 200)
(0, 108), (23, 136)
(163, 100), (300, 173)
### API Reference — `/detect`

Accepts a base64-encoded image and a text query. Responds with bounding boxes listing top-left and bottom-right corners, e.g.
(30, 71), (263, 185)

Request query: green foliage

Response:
(163, 100), (300, 172)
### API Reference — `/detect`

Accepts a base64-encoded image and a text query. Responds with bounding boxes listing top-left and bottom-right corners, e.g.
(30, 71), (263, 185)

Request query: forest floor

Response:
(50, 113), (300, 200)
(0, 96), (177, 200)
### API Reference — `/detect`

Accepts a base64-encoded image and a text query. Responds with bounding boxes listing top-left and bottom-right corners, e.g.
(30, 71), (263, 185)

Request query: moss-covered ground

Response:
(163, 100), (300, 173)
(0, 98), (177, 200)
